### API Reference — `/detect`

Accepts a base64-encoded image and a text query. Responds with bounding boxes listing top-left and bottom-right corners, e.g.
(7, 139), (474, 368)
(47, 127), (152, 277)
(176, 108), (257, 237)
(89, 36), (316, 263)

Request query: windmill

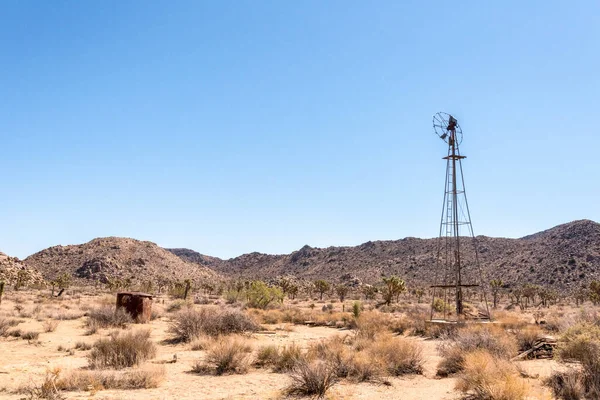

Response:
(430, 113), (491, 322)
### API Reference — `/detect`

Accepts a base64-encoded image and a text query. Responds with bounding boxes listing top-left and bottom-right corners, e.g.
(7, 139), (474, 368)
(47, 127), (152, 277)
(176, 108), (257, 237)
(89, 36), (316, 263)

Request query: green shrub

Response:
(245, 281), (283, 309)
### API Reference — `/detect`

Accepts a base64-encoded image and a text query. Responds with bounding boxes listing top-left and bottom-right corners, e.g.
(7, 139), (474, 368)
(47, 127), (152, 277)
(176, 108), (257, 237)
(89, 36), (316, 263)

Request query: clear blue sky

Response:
(1, 1), (598, 259)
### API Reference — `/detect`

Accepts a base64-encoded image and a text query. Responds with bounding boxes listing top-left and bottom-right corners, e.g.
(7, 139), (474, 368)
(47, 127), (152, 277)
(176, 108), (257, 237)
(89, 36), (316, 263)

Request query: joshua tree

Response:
(382, 275), (406, 306)
(490, 279), (503, 309)
(314, 280), (330, 300)
(335, 285), (349, 302)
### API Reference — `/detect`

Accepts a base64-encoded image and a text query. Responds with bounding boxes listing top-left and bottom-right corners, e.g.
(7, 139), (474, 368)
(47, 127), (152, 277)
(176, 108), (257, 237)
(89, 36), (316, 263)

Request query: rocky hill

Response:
(24, 237), (220, 286)
(0, 252), (45, 287)
(169, 220), (600, 292)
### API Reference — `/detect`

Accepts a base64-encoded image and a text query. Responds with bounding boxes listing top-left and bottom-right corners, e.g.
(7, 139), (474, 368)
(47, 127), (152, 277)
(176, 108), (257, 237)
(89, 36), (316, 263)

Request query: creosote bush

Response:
(88, 329), (156, 369)
(169, 307), (259, 342)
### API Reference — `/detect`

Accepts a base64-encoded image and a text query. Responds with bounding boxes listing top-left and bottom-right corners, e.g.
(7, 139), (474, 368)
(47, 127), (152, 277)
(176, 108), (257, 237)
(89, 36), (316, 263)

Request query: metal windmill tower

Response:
(430, 113), (491, 322)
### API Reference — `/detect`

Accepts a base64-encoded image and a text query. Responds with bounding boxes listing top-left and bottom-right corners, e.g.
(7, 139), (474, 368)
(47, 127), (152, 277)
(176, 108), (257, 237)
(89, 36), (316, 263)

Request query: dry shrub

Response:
(43, 320), (60, 333)
(56, 365), (165, 391)
(546, 370), (585, 400)
(0, 317), (21, 337)
(256, 343), (303, 372)
(514, 325), (544, 352)
(253, 309), (284, 324)
(22, 330), (40, 340)
(286, 360), (337, 398)
(355, 312), (392, 340)
(494, 311), (528, 330)
(189, 335), (211, 351)
(368, 335), (424, 375)
(553, 323), (600, 398)
(544, 310), (574, 333)
(85, 306), (132, 333)
(281, 307), (310, 324)
(456, 350), (529, 400)
(192, 336), (253, 375)
(169, 307), (259, 342)
(88, 329), (156, 369)
(74, 341), (92, 351)
(21, 367), (65, 400)
(437, 324), (517, 376)
(166, 299), (188, 312)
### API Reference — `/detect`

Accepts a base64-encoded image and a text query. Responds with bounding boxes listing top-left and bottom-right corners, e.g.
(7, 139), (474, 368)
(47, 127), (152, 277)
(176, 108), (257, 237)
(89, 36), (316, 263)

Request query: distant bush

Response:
(85, 306), (132, 334)
(169, 307), (259, 342)
(57, 365), (165, 391)
(88, 330), (156, 369)
(245, 281), (284, 309)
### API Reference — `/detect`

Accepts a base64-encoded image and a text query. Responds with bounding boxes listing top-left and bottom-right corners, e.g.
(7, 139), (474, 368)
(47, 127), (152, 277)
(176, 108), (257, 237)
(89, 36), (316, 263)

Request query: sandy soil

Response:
(0, 291), (569, 399)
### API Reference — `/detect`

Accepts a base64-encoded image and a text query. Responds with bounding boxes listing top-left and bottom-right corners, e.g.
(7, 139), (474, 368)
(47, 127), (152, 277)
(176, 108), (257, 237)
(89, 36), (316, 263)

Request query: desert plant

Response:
(192, 337), (253, 375)
(169, 307), (259, 342)
(245, 281), (284, 309)
(43, 319), (60, 333)
(166, 299), (188, 312)
(335, 285), (349, 302)
(381, 275), (406, 305)
(286, 360), (337, 398)
(368, 335), (424, 376)
(21, 367), (65, 400)
(22, 330), (40, 341)
(88, 329), (156, 369)
(314, 280), (330, 301)
(85, 306), (132, 332)
(0, 281), (4, 305)
(455, 350), (529, 400)
(352, 301), (362, 319)
(546, 370), (585, 400)
(490, 279), (503, 309)
(0, 317), (21, 337)
(553, 322), (600, 398)
(56, 365), (165, 391)
(437, 325), (518, 375)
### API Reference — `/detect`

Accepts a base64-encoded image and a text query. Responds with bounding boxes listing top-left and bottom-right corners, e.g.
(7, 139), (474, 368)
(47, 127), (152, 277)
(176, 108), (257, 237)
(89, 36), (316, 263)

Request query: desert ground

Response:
(0, 286), (597, 400)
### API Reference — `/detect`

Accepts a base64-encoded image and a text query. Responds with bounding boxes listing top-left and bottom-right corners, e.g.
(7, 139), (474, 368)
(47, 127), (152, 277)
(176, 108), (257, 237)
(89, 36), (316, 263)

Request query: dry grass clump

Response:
(546, 370), (585, 400)
(354, 311), (393, 340)
(74, 341), (92, 351)
(192, 336), (253, 375)
(548, 322), (600, 399)
(85, 306), (132, 334)
(304, 334), (423, 383)
(437, 324), (517, 376)
(56, 365), (166, 391)
(0, 317), (22, 337)
(169, 307), (259, 342)
(514, 324), (544, 353)
(255, 343), (303, 372)
(166, 299), (188, 312)
(286, 360), (337, 398)
(20, 368), (65, 400)
(42, 319), (60, 333)
(369, 335), (424, 375)
(455, 350), (530, 400)
(88, 329), (156, 369)
(22, 330), (40, 341)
